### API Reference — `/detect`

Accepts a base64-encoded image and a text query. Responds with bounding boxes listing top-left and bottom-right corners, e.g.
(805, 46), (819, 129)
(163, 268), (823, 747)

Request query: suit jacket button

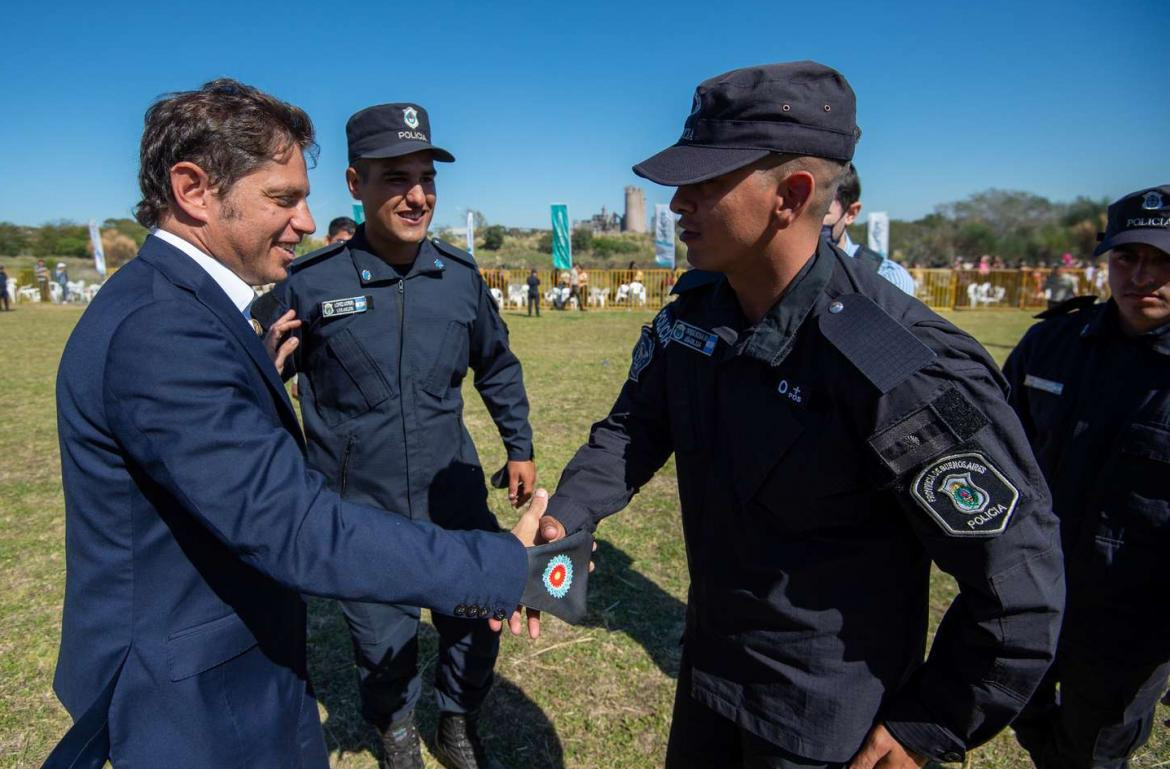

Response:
(454, 604), (466, 617)
(478, 606), (491, 618)
(493, 608), (507, 621)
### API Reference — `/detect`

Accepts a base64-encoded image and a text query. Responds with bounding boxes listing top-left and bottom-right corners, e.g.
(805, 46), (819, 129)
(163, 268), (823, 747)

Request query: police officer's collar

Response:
(347, 226), (447, 285)
(1083, 299), (1170, 355)
(725, 238), (834, 366)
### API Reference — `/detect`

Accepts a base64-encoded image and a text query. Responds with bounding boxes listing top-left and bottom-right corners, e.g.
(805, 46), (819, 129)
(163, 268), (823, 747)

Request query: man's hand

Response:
(848, 724), (928, 769)
(506, 460), (537, 508)
(489, 488), (548, 638)
(262, 308), (301, 372)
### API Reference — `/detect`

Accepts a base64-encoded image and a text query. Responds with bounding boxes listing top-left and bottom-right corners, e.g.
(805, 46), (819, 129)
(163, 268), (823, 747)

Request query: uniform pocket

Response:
(421, 321), (470, 399)
(1117, 422), (1170, 528)
(167, 612), (259, 681)
(312, 328), (391, 427)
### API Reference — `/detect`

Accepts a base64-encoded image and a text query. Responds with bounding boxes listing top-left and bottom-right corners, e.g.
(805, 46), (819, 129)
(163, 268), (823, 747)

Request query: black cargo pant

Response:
(528, 294), (540, 316)
(1014, 651), (1170, 769)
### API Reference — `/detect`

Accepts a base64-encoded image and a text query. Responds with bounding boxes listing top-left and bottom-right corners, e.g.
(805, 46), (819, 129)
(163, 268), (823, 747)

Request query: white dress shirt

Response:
(152, 229), (256, 314)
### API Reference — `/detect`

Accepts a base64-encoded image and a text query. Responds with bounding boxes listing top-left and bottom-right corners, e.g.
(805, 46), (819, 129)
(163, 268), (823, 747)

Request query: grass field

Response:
(1, 304), (1166, 769)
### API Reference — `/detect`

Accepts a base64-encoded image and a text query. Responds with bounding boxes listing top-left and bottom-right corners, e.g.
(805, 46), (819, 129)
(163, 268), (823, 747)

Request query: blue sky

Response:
(1, 0), (1167, 231)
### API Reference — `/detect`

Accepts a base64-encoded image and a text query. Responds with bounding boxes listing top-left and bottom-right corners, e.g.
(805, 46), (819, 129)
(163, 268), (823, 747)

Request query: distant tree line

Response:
(0, 218), (148, 269)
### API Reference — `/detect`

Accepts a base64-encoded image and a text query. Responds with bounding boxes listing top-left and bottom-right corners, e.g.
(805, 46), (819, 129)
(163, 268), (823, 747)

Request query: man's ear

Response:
(169, 162), (214, 224)
(346, 166), (362, 200)
(776, 169), (815, 228)
(844, 200), (863, 226)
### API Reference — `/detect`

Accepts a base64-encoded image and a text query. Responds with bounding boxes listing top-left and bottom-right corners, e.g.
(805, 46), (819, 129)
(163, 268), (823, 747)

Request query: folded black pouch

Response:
(520, 529), (593, 625)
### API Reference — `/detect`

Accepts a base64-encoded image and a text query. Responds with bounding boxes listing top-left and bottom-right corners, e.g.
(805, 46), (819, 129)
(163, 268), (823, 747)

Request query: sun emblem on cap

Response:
(1142, 190), (1164, 211)
(403, 107), (420, 129)
(542, 555), (573, 599)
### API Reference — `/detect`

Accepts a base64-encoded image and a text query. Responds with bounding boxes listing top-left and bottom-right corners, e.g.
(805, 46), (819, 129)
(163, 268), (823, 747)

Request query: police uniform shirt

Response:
(1003, 299), (1170, 664)
(547, 239), (1064, 763)
(269, 227), (533, 528)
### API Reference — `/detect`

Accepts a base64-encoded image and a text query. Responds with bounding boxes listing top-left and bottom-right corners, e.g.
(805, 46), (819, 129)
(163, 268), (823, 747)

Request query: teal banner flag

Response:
(551, 203), (571, 270)
(352, 203), (365, 225)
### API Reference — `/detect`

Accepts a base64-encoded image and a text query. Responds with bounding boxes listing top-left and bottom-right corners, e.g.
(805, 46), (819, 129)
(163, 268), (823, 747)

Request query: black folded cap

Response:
(1093, 185), (1170, 256)
(634, 61), (860, 186)
(346, 103), (455, 164)
(519, 529), (593, 625)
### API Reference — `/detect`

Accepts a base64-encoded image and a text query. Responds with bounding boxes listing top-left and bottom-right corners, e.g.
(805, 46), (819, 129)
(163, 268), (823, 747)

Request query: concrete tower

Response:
(623, 186), (647, 233)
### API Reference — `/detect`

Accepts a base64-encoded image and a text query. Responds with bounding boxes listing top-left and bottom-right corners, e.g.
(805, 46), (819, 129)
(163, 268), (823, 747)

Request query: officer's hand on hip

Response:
(491, 489), (549, 639)
(848, 724), (927, 769)
(507, 459), (537, 507)
(263, 308), (301, 372)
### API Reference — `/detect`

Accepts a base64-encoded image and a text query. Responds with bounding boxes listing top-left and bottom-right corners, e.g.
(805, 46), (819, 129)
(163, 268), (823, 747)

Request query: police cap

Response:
(346, 103), (455, 164)
(1094, 185), (1170, 256)
(633, 61), (860, 186)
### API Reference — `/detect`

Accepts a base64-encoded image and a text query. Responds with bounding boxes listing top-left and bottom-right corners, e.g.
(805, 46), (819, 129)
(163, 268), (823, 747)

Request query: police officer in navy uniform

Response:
(532, 61), (1065, 768)
(266, 103), (536, 769)
(1006, 185), (1170, 769)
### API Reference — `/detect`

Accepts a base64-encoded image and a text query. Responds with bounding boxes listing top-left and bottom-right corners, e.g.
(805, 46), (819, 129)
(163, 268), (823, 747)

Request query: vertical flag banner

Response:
(551, 203), (571, 270)
(88, 219), (107, 277)
(653, 204), (676, 268)
(352, 203), (365, 225)
(466, 210), (475, 256)
(867, 212), (889, 258)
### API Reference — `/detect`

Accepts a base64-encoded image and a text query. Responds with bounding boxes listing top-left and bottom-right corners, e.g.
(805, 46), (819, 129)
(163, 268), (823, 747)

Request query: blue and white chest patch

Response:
(629, 326), (656, 382)
(320, 295), (369, 318)
(911, 452), (1019, 537)
(1024, 374), (1063, 396)
(669, 319), (719, 356)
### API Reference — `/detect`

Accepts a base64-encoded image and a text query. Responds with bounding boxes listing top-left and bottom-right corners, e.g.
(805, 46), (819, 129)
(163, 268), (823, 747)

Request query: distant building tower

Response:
(623, 186), (647, 233)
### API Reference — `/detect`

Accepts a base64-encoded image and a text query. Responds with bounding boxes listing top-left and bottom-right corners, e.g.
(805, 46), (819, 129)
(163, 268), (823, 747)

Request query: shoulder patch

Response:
(653, 304), (676, 344)
(1034, 294), (1098, 319)
(670, 269), (721, 295)
(820, 293), (936, 393)
(629, 326), (655, 382)
(869, 387), (991, 477)
(430, 238), (477, 268)
(910, 452), (1019, 537)
(289, 240), (346, 272)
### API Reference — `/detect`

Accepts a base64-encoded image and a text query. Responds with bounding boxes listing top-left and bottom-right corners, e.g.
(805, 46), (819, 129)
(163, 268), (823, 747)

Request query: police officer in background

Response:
(527, 61), (1064, 768)
(267, 103), (536, 769)
(326, 215), (357, 244)
(1005, 185), (1170, 769)
(822, 163), (916, 295)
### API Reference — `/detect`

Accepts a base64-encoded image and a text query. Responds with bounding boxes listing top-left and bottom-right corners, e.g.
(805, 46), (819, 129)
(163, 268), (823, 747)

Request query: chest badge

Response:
(669, 320), (719, 356)
(320, 295), (370, 318)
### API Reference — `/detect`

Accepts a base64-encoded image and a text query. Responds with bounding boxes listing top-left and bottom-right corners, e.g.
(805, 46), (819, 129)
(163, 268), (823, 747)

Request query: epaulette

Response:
(430, 238), (477, 268)
(820, 293), (936, 394)
(670, 269), (720, 295)
(1033, 294), (1098, 320)
(288, 240), (346, 273)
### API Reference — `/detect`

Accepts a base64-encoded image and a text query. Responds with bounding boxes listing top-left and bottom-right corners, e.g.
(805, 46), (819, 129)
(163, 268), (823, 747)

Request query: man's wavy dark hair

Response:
(134, 78), (318, 228)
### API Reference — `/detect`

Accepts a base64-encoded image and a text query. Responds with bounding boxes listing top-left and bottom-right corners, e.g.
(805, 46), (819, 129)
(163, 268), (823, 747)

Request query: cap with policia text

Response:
(346, 102), (455, 164)
(1094, 185), (1170, 256)
(633, 61), (860, 186)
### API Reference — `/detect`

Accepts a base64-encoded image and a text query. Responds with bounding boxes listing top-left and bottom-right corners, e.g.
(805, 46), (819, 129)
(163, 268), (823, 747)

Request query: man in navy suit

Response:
(46, 79), (555, 769)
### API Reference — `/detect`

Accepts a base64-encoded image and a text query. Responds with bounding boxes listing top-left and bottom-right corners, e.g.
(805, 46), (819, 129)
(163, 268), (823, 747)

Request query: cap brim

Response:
(1093, 228), (1170, 257)
(633, 144), (771, 186)
(354, 141), (455, 163)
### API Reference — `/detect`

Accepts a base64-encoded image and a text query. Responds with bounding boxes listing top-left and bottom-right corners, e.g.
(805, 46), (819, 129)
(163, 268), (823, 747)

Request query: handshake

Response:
(494, 488), (595, 638)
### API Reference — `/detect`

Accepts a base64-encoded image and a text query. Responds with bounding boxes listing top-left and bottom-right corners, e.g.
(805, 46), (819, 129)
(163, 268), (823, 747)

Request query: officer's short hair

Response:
(134, 78), (318, 228)
(328, 217), (357, 239)
(834, 163), (861, 209)
(760, 154), (846, 218)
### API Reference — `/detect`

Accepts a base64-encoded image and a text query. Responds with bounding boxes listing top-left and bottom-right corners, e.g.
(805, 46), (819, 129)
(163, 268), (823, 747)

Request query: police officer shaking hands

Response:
(1006, 185), (1170, 769)
(528, 61), (1065, 768)
(265, 103), (537, 769)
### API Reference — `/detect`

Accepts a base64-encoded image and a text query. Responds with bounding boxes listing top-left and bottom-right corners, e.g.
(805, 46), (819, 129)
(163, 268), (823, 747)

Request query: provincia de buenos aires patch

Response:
(911, 452), (1019, 537)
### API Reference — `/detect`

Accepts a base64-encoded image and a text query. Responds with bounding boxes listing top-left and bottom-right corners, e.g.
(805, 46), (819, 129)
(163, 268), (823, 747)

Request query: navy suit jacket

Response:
(50, 235), (527, 768)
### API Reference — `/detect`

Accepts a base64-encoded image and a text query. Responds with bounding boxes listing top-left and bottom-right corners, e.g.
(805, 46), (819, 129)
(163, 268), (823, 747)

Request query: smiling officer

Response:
(265, 103), (536, 769)
(533, 61), (1065, 768)
(1006, 185), (1170, 769)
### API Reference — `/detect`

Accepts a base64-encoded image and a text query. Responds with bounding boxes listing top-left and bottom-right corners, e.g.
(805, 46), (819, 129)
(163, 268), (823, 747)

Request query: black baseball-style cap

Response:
(633, 61), (860, 186)
(1094, 185), (1170, 256)
(346, 103), (455, 164)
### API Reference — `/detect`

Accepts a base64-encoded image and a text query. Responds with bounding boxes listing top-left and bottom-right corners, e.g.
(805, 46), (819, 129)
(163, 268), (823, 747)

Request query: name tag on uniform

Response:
(669, 320), (719, 356)
(1023, 374), (1063, 395)
(320, 295), (370, 318)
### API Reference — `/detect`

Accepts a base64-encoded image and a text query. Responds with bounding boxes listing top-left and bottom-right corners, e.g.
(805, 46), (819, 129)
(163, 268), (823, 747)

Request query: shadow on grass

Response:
(307, 598), (565, 768)
(582, 539), (686, 679)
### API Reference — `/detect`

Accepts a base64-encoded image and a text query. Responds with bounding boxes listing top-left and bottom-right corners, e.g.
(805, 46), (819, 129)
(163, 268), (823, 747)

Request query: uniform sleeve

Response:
(469, 275), (534, 460)
(1001, 326), (1038, 443)
(102, 302), (528, 617)
(546, 322), (674, 535)
(870, 323), (1064, 762)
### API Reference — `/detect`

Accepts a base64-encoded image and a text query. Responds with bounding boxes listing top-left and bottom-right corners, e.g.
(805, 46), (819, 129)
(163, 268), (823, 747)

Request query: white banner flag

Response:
(653, 204), (676, 268)
(88, 219), (107, 277)
(466, 210), (475, 256)
(867, 212), (889, 258)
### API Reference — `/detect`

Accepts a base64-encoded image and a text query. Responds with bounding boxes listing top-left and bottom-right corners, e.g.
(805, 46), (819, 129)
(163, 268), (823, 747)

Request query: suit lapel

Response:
(137, 237), (302, 445)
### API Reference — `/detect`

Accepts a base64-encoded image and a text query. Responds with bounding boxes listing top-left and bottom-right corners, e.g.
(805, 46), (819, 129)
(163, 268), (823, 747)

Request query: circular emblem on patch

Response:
(322, 303), (335, 316)
(403, 107), (419, 129)
(1142, 190), (1165, 211)
(911, 452), (1019, 537)
(542, 555), (573, 599)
